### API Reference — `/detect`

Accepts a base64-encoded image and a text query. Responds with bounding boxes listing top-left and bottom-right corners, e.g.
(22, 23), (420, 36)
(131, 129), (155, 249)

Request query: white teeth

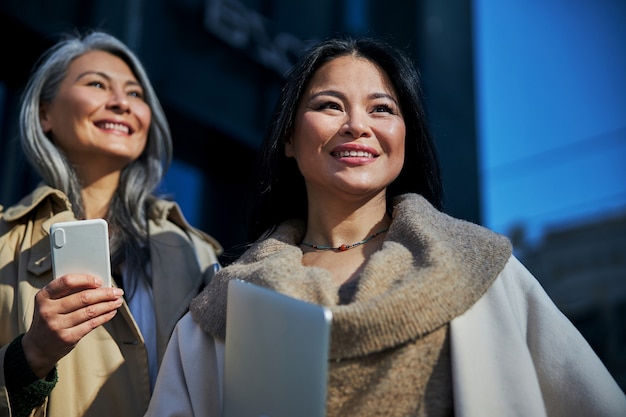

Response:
(336, 150), (373, 158)
(100, 122), (130, 134)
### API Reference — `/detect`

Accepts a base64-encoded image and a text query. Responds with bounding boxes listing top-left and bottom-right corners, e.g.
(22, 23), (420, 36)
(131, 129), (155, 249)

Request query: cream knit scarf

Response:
(190, 193), (512, 416)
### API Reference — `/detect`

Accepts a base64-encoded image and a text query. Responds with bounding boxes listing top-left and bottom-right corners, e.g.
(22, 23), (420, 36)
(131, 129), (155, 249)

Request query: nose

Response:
(340, 111), (371, 138)
(107, 88), (131, 113)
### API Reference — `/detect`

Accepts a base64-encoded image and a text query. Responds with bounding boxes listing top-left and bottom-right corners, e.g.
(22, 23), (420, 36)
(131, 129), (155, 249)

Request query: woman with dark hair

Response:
(146, 36), (626, 416)
(248, 35), (442, 241)
(0, 30), (222, 417)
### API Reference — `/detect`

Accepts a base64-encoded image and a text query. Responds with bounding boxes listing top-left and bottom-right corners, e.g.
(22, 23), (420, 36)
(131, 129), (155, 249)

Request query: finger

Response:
(38, 287), (124, 320)
(43, 274), (108, 299)
(54, 297), (125, 344)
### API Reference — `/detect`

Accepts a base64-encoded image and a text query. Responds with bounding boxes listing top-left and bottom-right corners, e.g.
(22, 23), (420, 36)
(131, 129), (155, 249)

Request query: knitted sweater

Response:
(190, 193), (512, 416)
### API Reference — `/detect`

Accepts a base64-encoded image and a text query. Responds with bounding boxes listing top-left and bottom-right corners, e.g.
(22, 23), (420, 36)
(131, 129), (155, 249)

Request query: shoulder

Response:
(461, 255), (593, 349)
(1, 185), (70, 224)
(488, 256), (558, 315)
(469, 256), (552, 320)
(394, 193), (512, 251)
(451, 255), (557, 338)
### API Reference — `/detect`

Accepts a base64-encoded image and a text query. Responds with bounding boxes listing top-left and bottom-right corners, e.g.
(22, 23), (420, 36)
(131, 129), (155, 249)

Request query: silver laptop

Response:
(223, 279), (332, 417)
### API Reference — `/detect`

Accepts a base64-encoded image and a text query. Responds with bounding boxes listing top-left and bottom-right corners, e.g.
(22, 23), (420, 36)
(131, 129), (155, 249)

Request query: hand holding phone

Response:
(49, 219), (112, 287)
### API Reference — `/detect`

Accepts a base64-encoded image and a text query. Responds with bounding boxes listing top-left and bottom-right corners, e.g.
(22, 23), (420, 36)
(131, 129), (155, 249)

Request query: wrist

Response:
(20, 331), (56, 379)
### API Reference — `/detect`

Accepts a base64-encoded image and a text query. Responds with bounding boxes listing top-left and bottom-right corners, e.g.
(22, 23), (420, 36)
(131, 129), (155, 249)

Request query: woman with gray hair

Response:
(0, 30), (222, 417)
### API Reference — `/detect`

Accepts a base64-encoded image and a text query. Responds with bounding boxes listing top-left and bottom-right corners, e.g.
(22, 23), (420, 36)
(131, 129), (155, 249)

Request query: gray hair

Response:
(20, 30), (173, 293)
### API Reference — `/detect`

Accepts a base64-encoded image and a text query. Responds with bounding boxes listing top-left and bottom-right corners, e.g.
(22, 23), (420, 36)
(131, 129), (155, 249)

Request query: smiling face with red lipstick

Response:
(40, 50), (150, 178)
(286, 55), (405, 201)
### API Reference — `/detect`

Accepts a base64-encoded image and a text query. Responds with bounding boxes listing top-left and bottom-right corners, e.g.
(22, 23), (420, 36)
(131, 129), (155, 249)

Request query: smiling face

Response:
(40, 50), (151, 176)
(285, 55), (406, 203)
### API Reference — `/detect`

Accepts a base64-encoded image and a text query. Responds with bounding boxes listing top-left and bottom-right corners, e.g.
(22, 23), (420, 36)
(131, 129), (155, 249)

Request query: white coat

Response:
(145, 256), (626, 417)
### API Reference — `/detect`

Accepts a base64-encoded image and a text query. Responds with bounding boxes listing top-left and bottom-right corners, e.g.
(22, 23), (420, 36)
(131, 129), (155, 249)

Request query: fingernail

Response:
(113, 288), (124, 296)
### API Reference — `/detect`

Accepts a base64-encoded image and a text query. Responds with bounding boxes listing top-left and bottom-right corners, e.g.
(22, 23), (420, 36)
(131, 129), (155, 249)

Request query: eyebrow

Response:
(309, 90), (399, 105)
(371, 92), (399, 104)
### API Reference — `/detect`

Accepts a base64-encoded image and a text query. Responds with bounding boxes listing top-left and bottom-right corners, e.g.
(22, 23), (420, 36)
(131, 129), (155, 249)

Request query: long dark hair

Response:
(248, 35), (443, 241)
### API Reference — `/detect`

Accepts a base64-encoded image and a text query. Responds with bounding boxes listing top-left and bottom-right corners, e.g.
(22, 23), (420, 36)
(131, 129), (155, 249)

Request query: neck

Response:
(302, 211), (391, 252)
(80, 174), (120, 219)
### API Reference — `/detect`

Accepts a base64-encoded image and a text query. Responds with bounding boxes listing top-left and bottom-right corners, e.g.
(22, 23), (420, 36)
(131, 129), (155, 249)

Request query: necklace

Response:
(300, 227), (389, 252)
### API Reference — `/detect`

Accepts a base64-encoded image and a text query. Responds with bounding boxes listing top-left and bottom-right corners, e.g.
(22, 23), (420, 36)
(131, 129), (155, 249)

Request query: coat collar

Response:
(3, 183), (73, 222)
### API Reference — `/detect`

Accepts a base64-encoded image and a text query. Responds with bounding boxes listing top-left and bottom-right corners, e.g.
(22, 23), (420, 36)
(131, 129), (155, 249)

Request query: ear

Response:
(39, 102), (52, 133)
(284, 135), (295, 158)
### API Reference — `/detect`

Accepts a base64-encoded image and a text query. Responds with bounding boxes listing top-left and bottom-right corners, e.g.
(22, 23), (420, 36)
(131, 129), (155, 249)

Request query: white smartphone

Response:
(49, 218), (112, 287)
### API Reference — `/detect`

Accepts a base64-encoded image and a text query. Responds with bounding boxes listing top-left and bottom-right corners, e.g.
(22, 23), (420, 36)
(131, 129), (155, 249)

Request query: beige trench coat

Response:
(0, 185), (222, 417)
